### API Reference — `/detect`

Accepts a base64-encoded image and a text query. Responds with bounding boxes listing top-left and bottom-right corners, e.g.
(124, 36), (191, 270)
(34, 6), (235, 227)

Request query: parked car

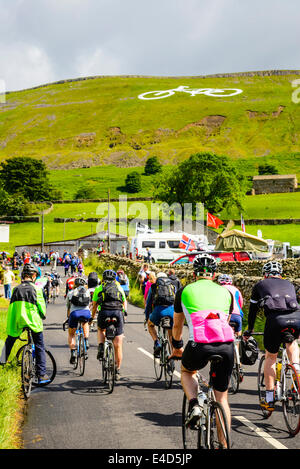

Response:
(169, 250), (252, 265)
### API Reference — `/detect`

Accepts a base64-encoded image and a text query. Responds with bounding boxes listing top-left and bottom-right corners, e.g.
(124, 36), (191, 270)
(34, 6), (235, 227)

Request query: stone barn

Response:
(252, 174), (298, 194)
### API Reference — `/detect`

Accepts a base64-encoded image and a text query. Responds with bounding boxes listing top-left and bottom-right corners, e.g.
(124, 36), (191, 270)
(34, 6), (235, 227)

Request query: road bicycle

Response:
(228, 322), (244, 394)
(16, 328), (56, 399)
(100, 316), (118, 393)
(182, 354), (231, 450)
(73, 318), (89, 376)
(138, 85), (243, 100)
(63, 317), (89, 376)
(257, 336), (300, 436)
(153, 316), (175, 389)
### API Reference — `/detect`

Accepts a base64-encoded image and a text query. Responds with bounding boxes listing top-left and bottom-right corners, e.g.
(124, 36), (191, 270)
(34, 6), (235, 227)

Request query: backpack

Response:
(240, 336), (259, 365)
(97, 281), (123, 307)
(71, 286), (90, 307)
(118, 272), (127, 285)
(153, 277), (175, 306)
(88, 271), (99, 289)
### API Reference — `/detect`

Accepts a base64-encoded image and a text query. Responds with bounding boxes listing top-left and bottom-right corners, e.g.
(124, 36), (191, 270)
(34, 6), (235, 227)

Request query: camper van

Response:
(130, 231), (210, 263)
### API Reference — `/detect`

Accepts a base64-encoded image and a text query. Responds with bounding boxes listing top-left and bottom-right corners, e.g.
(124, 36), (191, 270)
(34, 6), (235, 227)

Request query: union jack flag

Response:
(179, 234), (196, 251)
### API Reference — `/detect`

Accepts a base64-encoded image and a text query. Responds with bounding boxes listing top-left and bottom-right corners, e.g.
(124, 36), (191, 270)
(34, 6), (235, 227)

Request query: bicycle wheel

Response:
(21, 345), (34, 399)
(33, 350), (57, 387)
(229, 363), (240, 394)
(138, 90), (175, 100)
(78, 334), (86, 376)
(163, 339), (174, 389)
(204, 88), (243, 97)
(208, 401), (231, 449)
(106, 342), (115, 394)
(182, 394), (200, 449)
(282, 364), (300, 436)
(257, 354), (272, 418)
(154, 334), (163, 381)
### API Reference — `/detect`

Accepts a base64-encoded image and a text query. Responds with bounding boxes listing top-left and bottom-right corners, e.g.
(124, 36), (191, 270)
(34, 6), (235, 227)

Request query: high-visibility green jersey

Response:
(6, 281), (46, 337)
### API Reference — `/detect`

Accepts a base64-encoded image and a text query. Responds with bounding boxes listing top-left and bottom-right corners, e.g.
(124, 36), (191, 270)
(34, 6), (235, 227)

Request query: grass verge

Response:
(0, 298), (23, 449)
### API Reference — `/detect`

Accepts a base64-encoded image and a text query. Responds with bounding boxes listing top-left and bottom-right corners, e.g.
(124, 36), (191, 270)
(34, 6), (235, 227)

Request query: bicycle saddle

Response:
(208, 354), (223, 364)
(160, 316), (172, 329)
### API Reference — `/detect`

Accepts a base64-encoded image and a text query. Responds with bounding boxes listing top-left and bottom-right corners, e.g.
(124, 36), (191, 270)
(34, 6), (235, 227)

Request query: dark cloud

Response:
(1, 0), (299, 90)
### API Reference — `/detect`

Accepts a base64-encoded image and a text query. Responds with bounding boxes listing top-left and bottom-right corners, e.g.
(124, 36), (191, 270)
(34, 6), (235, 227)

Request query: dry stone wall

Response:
(95, 254), (300, 310)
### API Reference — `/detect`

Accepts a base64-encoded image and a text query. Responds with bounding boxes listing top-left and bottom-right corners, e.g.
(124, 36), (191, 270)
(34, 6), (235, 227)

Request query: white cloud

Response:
(0, 43), (55, 91)
(75, 48), (122, 77)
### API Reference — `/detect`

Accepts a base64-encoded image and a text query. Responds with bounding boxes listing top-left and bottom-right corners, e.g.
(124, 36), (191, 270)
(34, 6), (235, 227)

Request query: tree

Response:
(258, 164), (279, 175)
(0, 157), (53, 201)
(74, 186), (98, 200)
(154, 152), (246, 214)
(0, 189), (30, 216)
(125, 171), (142, 193)
(144, 156), (162, 175)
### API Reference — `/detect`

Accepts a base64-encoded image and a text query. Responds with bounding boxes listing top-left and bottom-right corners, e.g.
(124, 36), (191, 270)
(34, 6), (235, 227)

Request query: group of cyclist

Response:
(1, 251), (300, 448)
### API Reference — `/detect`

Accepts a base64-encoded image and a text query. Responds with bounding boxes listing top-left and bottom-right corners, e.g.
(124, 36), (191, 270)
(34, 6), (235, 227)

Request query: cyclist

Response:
(170, 253), (234, 440)
(65, 272), (78, 298)
(91, 270), (127, 380)
(144, 272), (175, 357)
(116, 269), (130, 321)
(218, 274), (244, 336)
(244, 260), (300, 413)
(35, 270), (51, 303)
(66, 277), (91, 364)
(50, 269), (61, 297)
(1, 264), (50, 384)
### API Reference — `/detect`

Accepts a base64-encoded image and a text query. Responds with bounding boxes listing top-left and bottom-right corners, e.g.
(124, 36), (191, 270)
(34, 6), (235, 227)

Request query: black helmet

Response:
(193, 253), (217, 275)
(262, 261), (283, 277)
(22, 263), (39, 279)
(74, 277), (87, 288)
(103, 270), (116, 281)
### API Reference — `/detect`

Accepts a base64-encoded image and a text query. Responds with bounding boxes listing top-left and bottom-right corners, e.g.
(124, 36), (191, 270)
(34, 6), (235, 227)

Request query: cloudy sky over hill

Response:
(1, 0), (299, 91)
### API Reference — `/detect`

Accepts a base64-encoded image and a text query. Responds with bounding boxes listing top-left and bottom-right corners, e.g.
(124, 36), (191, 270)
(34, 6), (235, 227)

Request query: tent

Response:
(215, 229), (269, 253)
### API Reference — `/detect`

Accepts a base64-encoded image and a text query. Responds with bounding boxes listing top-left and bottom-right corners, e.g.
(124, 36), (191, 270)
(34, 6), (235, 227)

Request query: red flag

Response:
(179, 234), (196, 251)
(207, 213), (224, 229)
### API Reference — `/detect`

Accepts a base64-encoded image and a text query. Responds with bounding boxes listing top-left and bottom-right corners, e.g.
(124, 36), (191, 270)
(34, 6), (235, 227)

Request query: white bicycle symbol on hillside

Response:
(138, 85), (243, 100)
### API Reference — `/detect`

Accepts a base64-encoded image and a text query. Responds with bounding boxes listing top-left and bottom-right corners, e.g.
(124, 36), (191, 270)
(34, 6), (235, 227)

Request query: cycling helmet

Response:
(74, 277), (87, 288)
(193, 253), (217, 275)
(102, 270), (117, 281)
(218, 274), (233, 285)
(22, 263), (39, 279)
(262, 261), (283, 277)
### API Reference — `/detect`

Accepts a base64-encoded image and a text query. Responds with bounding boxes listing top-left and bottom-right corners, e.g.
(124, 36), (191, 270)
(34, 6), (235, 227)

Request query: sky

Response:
(0, 0), (299, 91)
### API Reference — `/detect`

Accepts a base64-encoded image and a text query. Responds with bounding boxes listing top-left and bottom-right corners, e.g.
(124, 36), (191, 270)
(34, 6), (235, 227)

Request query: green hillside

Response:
(1, 72), (300, 172)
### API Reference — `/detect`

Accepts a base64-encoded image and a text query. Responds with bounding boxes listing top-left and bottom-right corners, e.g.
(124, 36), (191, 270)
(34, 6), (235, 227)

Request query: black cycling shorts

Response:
(182, 341), (234, 392)
(97, 310), (124, 336)
(264, 310), (300, 354)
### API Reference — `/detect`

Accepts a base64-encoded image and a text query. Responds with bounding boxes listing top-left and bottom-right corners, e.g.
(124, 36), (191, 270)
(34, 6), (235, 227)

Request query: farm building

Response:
(15, 231), (129, 256)
(252, 174), (298, 194)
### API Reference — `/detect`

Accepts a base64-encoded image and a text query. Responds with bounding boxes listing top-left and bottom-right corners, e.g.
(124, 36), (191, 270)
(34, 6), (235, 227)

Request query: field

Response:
(1, 73), (300, 173)
(0, 190), (300, 254)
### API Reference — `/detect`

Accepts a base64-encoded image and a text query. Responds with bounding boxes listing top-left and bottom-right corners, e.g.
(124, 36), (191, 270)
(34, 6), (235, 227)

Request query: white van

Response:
(130, 231), (210, 263)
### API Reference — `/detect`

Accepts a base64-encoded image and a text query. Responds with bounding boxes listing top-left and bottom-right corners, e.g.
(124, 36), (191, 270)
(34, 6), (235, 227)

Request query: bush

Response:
(0, 189), (30, 217)
(74, 186), (98, 200)
(144, 156), (162, 175)
(125, 171), (142, 193)
(258, 164), (279, 175)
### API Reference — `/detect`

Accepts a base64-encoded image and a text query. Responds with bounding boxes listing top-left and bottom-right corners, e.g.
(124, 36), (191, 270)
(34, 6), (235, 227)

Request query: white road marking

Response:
(138, 347), (289, 449)
(234, 416), (288, 449)
(138, 347), (181, 378)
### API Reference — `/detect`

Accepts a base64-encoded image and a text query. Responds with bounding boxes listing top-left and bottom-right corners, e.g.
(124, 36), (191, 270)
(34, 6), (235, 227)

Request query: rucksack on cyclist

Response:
(153, 277), (175, 306)
(97, 281), (123, 307)
(240, 336), (259, 365)
(71, 286), (90, 308)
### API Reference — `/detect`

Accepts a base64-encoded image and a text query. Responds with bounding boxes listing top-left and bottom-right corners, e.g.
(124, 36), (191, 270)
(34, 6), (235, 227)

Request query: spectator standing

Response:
(3, 266), (15, 299)
(144, 271), (156, 305)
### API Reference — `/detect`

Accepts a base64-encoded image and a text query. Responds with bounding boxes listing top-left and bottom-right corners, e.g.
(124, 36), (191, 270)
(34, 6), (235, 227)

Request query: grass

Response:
(1, 73), (300, 171)
(0, 298), (23, 449)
